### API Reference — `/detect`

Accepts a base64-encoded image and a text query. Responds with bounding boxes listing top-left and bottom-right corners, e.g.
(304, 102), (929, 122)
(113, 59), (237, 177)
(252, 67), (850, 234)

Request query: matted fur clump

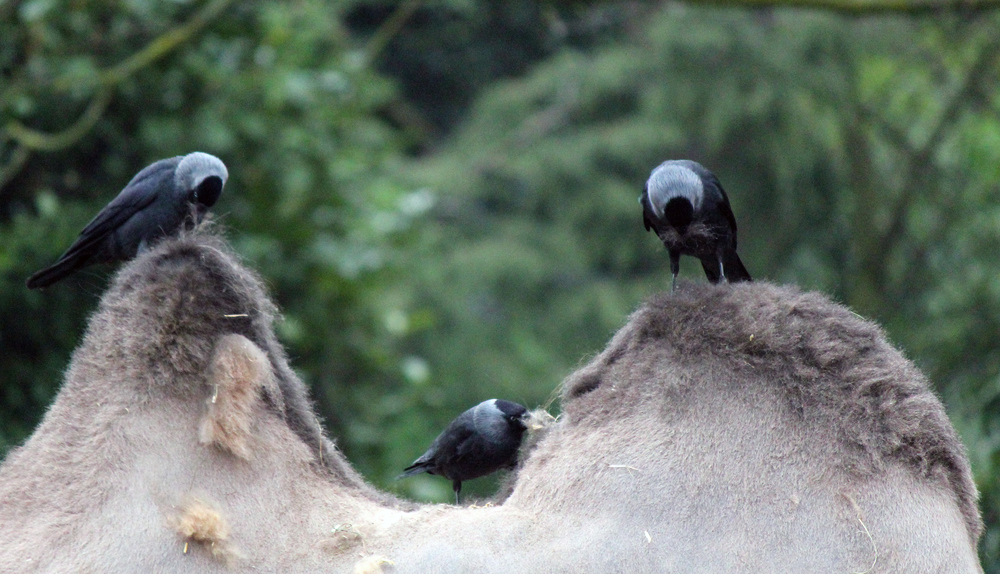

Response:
(563, 280), (982, 540)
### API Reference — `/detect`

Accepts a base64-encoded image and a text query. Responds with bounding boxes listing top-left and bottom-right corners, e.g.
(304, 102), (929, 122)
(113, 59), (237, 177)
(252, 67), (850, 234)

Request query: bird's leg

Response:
(718, 252), (726, 283)
(453, 480), (462, 505)
(669, 250), (680, 292)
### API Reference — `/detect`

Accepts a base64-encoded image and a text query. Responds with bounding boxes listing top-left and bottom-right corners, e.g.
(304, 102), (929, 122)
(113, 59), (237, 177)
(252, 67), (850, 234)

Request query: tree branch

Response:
(94, 0), (236, 89)
(363, 0), (423, 66)
(0, 144), (29, 190)
(42, 0), (236, 92)
(876, 34), (1000, 258)
(5, 87), (113, 152)
(0, 0), (235, 186)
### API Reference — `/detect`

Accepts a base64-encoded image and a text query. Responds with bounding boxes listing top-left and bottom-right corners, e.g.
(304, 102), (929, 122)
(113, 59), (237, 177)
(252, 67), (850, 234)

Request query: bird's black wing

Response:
(62, 157), (182, 261)
(700, 172), (751, 283)
(439, 424), (481, 469)
(639, 189), (656, 232)
(68, 181), (161, 257)
(397, 423), (476, 479)
(718, 198), (739, 249)
(703, 172), (739, 247)
(25, 179), (161, 289)
(26, 157), (184, 289)
(452, 430), (485, 461)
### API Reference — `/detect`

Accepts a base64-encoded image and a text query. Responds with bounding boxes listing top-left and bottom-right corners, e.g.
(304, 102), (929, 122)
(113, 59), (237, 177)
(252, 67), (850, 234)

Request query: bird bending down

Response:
(640, 159), (751, 291)
(26, 152), (228, 289)
(397, 399), (530, 504)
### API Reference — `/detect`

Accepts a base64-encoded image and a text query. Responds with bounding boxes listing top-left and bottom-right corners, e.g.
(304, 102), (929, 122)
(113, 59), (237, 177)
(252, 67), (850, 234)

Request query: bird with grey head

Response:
(26, 152), (228, 289)
(640, 159), (751, 291)
(397, 399), (530, 504)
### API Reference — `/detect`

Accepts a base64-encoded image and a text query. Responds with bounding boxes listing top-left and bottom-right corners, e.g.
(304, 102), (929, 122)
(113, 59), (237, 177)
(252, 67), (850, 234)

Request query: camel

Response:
(0, 230), (983, 573)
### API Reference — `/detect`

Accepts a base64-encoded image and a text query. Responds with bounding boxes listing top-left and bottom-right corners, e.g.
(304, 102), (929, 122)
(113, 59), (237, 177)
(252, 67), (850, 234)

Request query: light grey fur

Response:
(0, 233), (982, 573)
(646, 161), (703, 218)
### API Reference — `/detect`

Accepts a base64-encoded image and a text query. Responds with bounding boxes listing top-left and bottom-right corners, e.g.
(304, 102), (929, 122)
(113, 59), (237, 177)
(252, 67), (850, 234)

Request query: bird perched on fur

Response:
(640, 159), (751, 291)
(398, 399), (530, 504)
(26, 152), (228, 289)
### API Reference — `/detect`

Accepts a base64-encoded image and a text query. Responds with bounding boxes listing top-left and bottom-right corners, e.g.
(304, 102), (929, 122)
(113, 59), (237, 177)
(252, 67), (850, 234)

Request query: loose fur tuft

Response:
(199, 334), (281, 459)
(170, 495), (240, 565)
(524, 408), (556, 433)
(561, 281), (982, 542)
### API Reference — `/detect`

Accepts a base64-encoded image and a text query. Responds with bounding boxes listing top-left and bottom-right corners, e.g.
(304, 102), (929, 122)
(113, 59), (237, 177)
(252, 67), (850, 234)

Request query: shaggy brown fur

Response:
(0, 231), (981, 573)
(562, 281), (982, 542)
(101, 229), (341, 476)
(84, 227), (398, 497)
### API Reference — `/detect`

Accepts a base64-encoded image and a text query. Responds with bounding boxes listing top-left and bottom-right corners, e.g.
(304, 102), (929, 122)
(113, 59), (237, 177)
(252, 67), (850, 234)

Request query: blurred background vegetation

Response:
(3, 0), (1000, 566)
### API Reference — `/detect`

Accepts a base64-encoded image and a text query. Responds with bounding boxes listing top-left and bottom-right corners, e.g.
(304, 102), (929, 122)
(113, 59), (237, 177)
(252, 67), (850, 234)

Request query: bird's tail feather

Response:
(700, 250), (752, 284)
(25, 254), (87, 289)
(723, 251), (752, 283)
(395, 462), (432, 480)
(700, 257), (721, 283)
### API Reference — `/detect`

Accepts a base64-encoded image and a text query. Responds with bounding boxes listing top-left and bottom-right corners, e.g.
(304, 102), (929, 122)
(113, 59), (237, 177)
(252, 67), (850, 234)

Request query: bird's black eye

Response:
(193, 176), (223, 207)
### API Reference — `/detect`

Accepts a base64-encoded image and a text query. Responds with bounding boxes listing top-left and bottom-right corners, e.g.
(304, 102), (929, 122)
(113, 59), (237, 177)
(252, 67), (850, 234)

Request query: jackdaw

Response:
(640, 159), (751, 290)
(26, 152), (228, 289)
(398, 399), (530, 504)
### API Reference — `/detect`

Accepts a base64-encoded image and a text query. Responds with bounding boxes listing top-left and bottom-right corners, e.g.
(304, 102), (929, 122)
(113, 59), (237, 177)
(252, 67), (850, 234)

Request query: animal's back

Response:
(492, 281), (982, 572)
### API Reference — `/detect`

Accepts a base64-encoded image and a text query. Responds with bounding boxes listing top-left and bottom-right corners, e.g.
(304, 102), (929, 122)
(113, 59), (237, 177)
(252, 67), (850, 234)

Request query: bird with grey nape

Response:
(398, 399), (530, 504)
(26, 152), (228, 289)
(640, 159), (751, 291)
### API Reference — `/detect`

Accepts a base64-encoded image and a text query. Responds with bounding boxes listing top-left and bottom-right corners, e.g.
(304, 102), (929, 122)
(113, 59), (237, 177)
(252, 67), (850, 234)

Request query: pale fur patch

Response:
(170, 495), (240, 565)
(199, 334), (278, 459)
(352, 554), (395, 574)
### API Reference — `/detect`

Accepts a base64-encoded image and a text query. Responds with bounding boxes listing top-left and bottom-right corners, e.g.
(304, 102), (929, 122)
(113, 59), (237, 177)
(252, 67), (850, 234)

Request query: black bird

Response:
(26, 152), (228, 289)
(398, 399), (530, 504)
(640, 159), (751, 291)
